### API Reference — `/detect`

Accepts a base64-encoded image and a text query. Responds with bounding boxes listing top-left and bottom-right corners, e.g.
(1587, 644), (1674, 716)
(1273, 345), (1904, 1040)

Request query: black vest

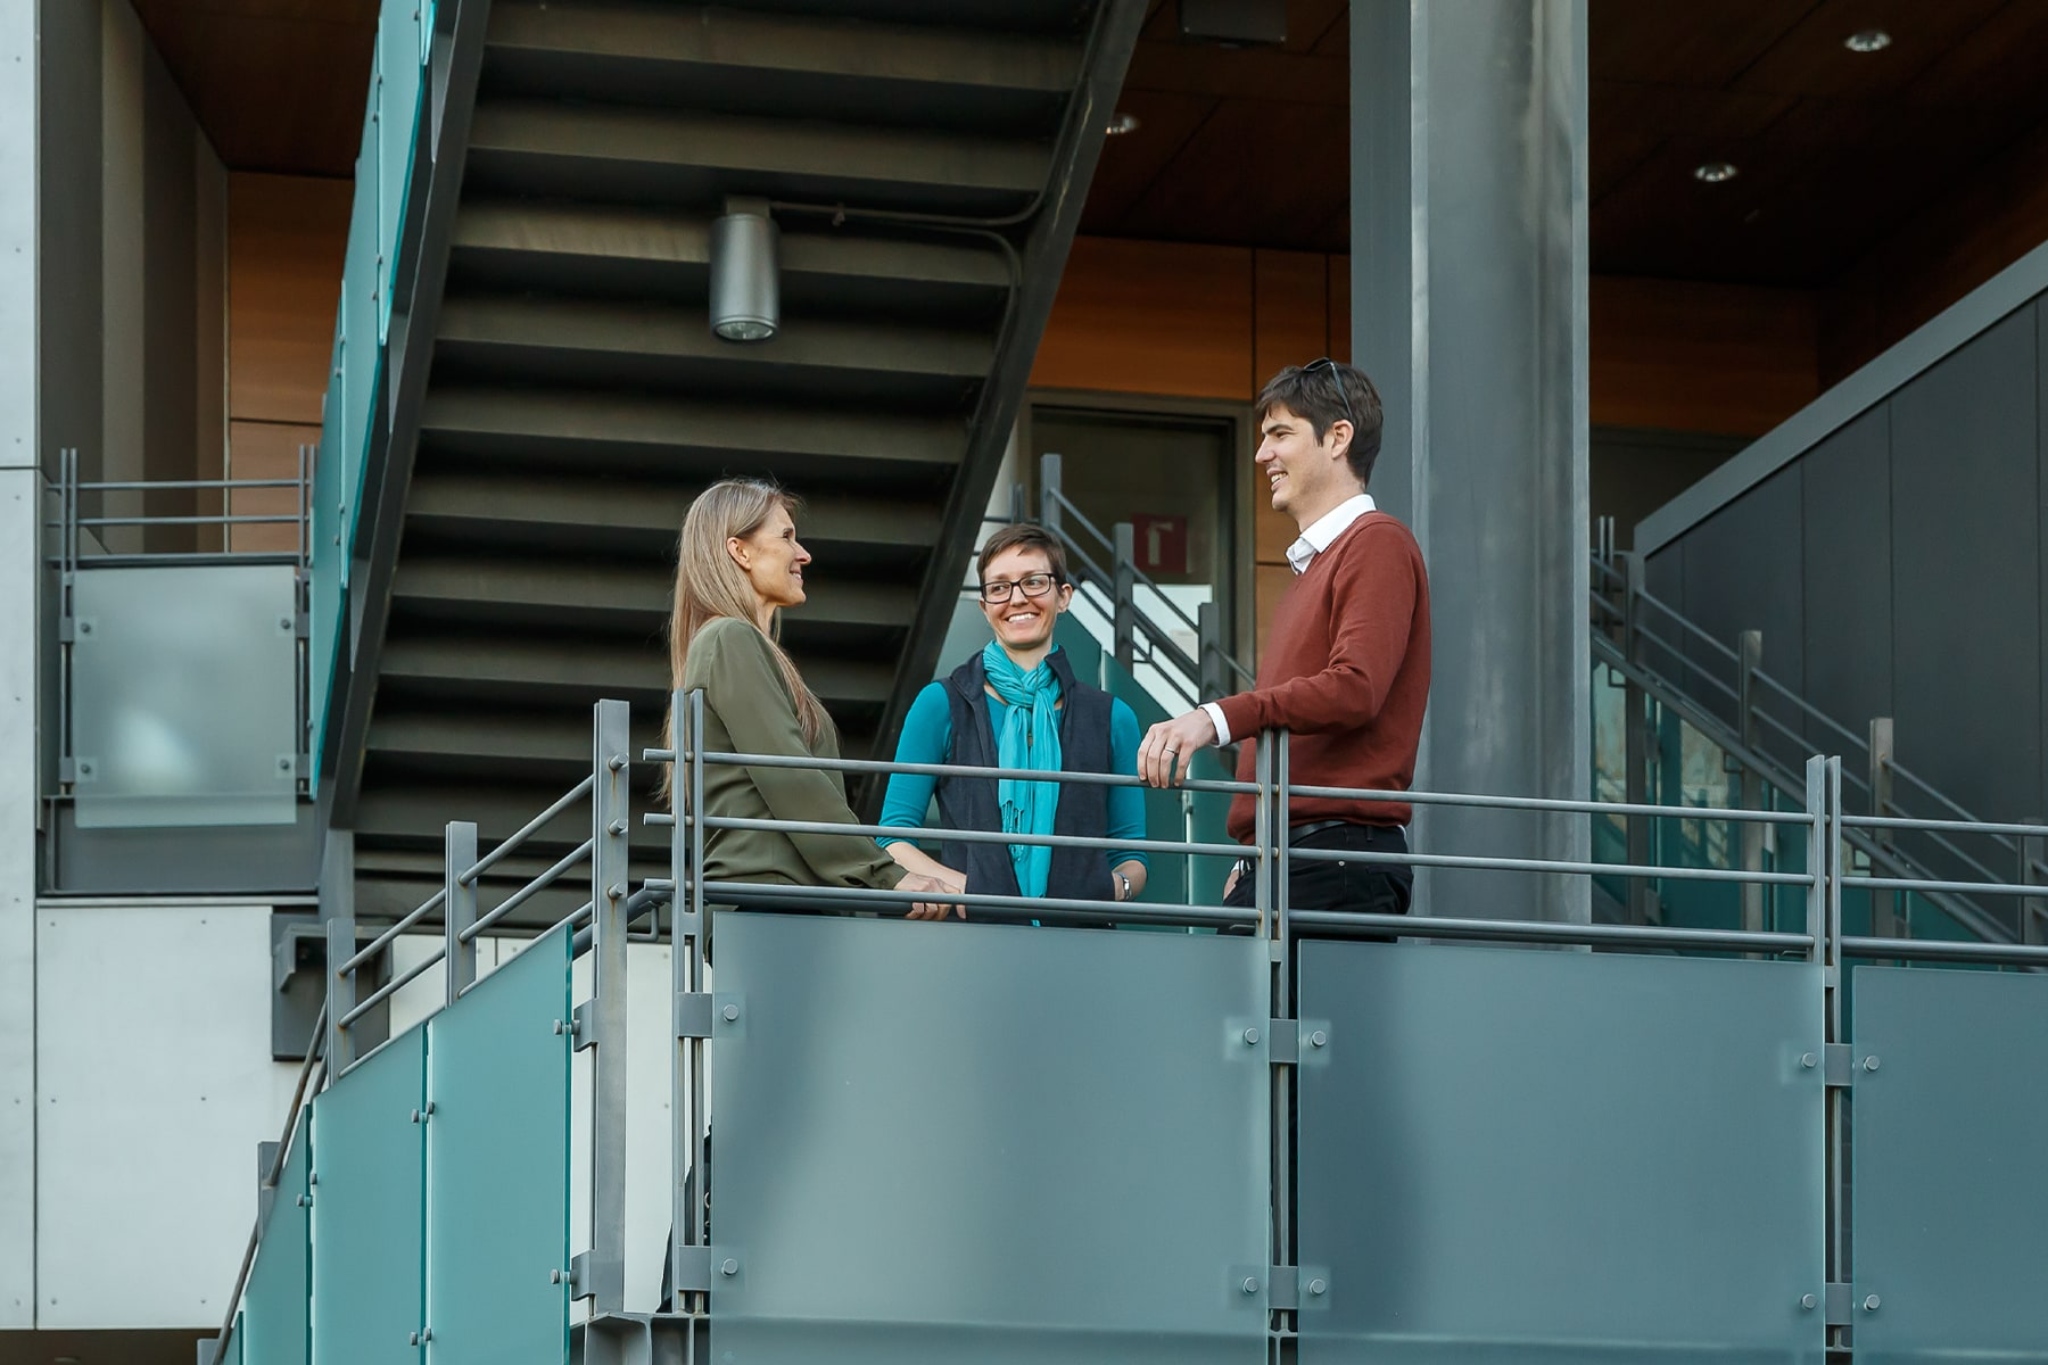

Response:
(938, 649), (1115, 903)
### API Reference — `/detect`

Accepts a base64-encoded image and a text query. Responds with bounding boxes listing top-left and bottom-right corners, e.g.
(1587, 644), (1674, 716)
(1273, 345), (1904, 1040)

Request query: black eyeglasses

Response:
(1303, 357), (1357, 442)
(979, 573), (1059, 604)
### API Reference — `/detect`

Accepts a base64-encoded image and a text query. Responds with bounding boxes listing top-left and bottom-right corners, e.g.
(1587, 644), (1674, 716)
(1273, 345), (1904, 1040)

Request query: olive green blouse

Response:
(679, 615), (905, 891)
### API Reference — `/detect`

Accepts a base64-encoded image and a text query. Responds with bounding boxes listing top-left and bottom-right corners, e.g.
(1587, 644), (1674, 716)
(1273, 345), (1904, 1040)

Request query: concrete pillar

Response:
(1351, 0), (1591, 921)
(0, 0), (37, 1327)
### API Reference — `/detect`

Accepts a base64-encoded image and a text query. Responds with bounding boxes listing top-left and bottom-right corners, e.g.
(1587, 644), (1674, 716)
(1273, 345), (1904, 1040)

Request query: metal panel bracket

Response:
(568, 1250), (593, 1301)
(572, 1000), (596, 1053)
(675, 992), (714, 1041)
(1265, 1019), (1298, 1064)
(1823, 1043), (1854, 1087)
(666, 1244), (713, 1295)
(1824, 1281), (1855, 1326)
(1266, 1264), (1299, 1309)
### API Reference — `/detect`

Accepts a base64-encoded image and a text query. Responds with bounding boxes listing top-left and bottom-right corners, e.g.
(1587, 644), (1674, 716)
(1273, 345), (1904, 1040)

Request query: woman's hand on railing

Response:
(901, 870), (968, 921)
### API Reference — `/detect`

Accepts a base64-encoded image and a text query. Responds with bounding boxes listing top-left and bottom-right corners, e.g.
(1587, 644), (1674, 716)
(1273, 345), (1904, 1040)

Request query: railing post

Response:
(1197, 600), (1224, 704)
(1735, 631), (1765, 935)
(672, 687), (711, 1315)
(1620, 554), (1655, 923)
(1039, 452), (1062, 535)
(588, 698), (632, 1314)
(1252, 730), (1275, 939)
(321, 829), (358, 1079)
(1868, 718), (1899, 938)
(1810, 755), (1847, 1358)
(1112, 521), (1136, 675)
(443, 820), (478, 1001)
(2021, 819), (2046, 946)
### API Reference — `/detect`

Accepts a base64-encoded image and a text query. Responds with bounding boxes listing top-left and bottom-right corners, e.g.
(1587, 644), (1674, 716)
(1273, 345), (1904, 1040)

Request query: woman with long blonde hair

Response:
(667, 478), (947, 903)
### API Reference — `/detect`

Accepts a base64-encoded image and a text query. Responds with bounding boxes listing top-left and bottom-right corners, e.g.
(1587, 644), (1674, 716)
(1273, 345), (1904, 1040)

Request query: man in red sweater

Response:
(1138, 359), (1431, 915)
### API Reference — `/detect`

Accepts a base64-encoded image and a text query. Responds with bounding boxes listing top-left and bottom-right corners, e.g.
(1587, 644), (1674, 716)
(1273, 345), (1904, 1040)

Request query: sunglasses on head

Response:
(1302, 357), (1357, 442)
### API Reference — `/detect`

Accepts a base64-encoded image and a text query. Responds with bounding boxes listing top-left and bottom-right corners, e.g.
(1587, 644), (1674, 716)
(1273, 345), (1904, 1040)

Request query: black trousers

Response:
(1223, 822), (1412, 917)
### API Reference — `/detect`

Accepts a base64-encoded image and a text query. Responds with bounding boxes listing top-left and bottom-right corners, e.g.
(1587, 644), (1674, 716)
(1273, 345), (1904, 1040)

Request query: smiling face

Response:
(1255, 401), (1361, 530)
(727, 502), (810, 620)
(979, 544), (1072, 657)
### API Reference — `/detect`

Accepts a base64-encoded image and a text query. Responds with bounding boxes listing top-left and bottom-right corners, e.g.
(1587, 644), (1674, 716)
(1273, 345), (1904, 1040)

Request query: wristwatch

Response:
(1114, 871), (1131, 901)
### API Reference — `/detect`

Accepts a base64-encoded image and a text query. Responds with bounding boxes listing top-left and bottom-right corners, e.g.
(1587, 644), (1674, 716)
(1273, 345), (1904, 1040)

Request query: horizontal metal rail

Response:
(1845, 812), (2048, 839)
(459, 775), (594, 885)
(339, 943), (447, 1030)
(75, 513), (302, 527)
(1839, 934), (2048, 967)
(651, 747), (1259, 796)
(1283, 779), (1813, 824)
(1754, 669), (1868, 754)
(701, 879), (1254, 928)
(1286, 841), (1816, 886)
(73, 477), (304, 492)
(340, 889), (446, 975)
(1288, 908), (1812, 954)
(1887, 760), (2017, 849)
(1632, 588), (1742, 663)
(696, 813), (1244, 860)
(1843, 874), (2043, 899)
(461, 838), (595, 941)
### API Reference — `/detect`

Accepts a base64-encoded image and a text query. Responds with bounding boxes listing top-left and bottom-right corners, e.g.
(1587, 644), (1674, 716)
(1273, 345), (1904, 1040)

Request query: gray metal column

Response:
(1351, 0), (1590, 921)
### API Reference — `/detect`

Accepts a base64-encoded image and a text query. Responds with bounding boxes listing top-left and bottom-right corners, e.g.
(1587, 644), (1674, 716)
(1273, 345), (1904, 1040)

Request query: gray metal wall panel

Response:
(1644, 543), (1683, 620)
(1678, 467), (1803, 731)
(1799, 407), (1892, 749)
(1890, 307), (2041, 824)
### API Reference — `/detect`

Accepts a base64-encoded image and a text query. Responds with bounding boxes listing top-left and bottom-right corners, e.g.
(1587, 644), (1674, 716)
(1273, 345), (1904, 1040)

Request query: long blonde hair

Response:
(663, 480), (826, 797)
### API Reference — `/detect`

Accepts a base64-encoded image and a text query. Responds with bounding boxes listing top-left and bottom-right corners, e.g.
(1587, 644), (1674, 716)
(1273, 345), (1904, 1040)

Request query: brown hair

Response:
(661, 479), (824, 801)
(1256, 360), (1385, 488)
(976, 522), (1071, 586)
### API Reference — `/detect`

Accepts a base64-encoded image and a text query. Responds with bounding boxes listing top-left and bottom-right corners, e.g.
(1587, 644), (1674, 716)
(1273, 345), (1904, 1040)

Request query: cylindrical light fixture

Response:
(710, 196), (779, 343)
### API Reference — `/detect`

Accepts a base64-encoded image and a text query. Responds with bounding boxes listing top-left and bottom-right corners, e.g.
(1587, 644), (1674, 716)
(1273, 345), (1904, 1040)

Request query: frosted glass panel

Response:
(1853, 966), (2048, 1362)
(312, 1027), (424, 1365)
(1297, 941), (1825, 1365)
(426, 925), (572, 1365)
(72, 564), (299, 827)
(711, 912), (1269, 1365)
(241, 1111), (310, 1365)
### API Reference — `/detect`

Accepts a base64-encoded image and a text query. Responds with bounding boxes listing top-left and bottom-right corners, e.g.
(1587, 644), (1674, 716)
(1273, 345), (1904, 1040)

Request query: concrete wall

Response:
(1638, 244), (2048, 828)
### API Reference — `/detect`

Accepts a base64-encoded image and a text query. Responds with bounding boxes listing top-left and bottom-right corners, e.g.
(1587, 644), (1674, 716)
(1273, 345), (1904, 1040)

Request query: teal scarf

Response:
(981, 640), (1063, 898)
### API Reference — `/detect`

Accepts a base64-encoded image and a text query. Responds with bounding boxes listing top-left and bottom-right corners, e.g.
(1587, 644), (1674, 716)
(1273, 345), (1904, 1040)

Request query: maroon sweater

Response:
(1219, 512), (1430, 839)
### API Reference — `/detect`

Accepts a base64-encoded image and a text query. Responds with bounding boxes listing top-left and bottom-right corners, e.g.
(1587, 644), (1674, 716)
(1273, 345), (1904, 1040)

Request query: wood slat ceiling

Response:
(135, 0), (2048, 287)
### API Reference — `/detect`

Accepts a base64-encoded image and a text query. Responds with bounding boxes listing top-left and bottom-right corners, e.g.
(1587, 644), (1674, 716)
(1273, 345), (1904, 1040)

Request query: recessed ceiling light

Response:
(1694, 162), (1739, 184)
(1106, 111), (1141, 136)
(1845, 29), (1892, 53)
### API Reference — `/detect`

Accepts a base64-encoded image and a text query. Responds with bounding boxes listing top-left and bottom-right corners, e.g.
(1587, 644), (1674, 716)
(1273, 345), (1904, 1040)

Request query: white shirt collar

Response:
(1285, 493), (1376, 574)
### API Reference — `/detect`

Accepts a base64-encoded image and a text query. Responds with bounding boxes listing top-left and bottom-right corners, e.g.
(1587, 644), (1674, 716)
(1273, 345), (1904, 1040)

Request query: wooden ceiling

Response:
(1091, 0), (2048, 289)
(130, 0), (377, 178)
(134, 0), (2048, 290)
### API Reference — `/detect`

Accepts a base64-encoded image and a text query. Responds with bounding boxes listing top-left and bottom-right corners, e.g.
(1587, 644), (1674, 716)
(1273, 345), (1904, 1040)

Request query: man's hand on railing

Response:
(901, 870), (967, 921)
(1138, 709), (1218, 787)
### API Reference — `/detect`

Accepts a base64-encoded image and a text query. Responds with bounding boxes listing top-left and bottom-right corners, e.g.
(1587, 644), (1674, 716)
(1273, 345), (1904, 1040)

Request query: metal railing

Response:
(1591, 518), (2024, 946)
(205, 687), (2048, 1362)
(46, 447), (315, 810)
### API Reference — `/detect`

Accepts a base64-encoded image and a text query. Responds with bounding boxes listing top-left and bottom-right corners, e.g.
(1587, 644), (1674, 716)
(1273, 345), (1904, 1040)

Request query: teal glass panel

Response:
(1852, 966), (2048, 1362)
(340, 111), (382, 566)
(711, 912), (1269, 1365)
(426, 926), (572, 1365)
(217, 1315), (244, 1365)
(312, 1026), (425, 1365)
(71, 565), (299, 827)
(242, 1110), (310, 1365)
(376, 0), (424, 338)
(1297, 941), (1825, 1365)
(309, 326), (345, 779)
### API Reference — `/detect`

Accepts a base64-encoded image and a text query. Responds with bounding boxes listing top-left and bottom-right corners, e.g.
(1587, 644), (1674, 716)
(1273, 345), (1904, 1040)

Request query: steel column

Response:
(1621, 553), (1655, 923)
(443, 820), (478, 1001)
(1350, 0), (1590, 922)
(1737, 630), (1765, 936)
(588, 698), (631, 1312)
(321, 828), (358, 1077)
(1868, 717), (1899, 938)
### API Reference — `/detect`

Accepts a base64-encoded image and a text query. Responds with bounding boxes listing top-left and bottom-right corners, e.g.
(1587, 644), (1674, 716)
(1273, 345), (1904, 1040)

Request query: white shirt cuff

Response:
(1201, 701), (1232, 748)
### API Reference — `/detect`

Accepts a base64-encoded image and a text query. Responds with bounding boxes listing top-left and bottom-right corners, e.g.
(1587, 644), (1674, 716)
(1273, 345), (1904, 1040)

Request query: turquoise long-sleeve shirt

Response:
(878, 680), (1150, 872)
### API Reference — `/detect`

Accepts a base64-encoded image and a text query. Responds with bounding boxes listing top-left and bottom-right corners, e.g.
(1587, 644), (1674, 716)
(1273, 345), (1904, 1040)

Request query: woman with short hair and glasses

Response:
(877, 523), (1149, 915)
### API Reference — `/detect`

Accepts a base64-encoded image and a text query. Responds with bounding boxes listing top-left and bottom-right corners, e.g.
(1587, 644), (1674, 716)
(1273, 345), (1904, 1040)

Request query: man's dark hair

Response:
(977, 523), (1071, 585)
(1256, 360), (1385, 488)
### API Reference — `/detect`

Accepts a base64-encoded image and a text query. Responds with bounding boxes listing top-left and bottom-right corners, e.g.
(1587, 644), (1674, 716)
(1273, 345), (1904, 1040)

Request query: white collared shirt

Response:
(1200, 493), (1376, 746)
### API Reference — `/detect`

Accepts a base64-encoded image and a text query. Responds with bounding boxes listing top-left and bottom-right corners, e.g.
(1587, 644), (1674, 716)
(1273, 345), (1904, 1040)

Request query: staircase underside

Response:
(339, 0), (1140, 919)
